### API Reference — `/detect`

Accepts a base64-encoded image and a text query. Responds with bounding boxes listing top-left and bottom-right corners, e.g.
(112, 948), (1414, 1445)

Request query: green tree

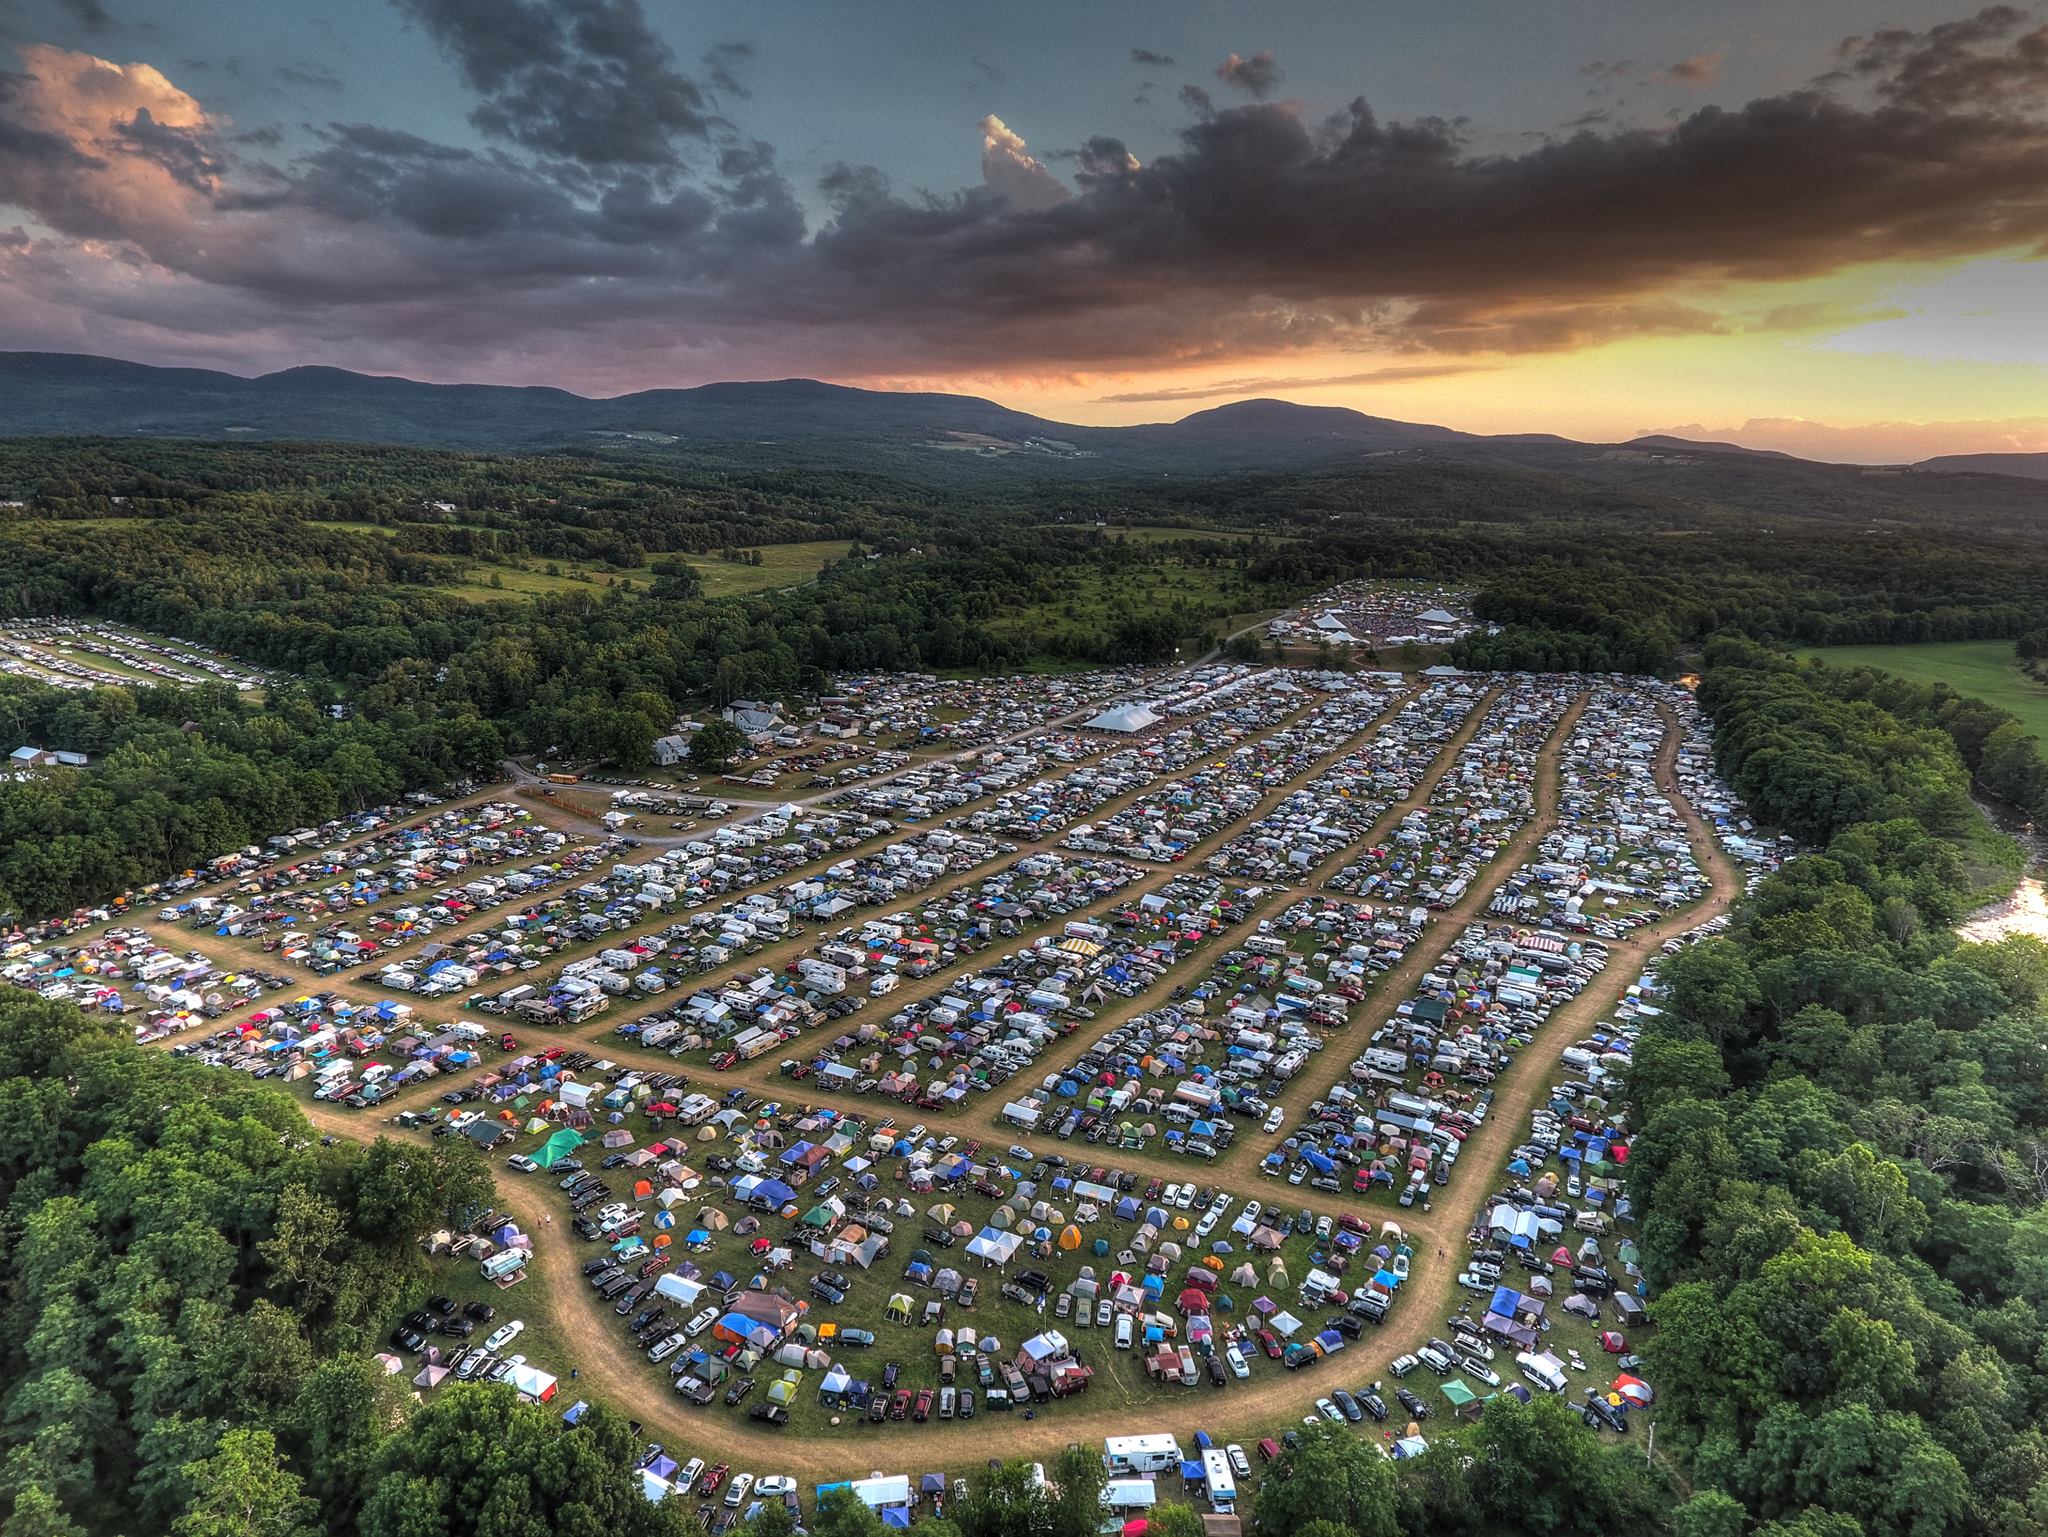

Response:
(1672, 1490), (1748, 1537)
(0, 1487), (82, 1537)
(1254, 1423), (1397, 1537)
(172, 1429), (318, 1537)
(689, 719), (749, 774)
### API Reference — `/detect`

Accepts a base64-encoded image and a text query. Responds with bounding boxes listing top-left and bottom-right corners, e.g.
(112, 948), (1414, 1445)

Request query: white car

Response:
(1225, 1344), (1250, 1380)
(675, 1459), (705, 1496)
(1263, 1106), (1286, 1134)
(484, 1319), (524, 1352)
(685, 1307), (719, 1337)
(1226, 1445), (1252, 1478)
(505, 1154), (539, 1172)
(1161, 1183), (1181, 1207)
(757, 1477), (796, 1498)
(725, 1474), (754, 1509)
(1115, 1315), (1134, 1350)
(1173, 1185), (1196, 1209)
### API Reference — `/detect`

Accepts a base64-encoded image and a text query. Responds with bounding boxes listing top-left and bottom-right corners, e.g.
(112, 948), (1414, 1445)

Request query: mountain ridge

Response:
(0, 350), (2030, 485)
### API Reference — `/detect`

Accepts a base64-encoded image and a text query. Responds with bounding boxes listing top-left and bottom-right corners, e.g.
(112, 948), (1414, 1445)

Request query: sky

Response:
(3, 0), (2048, 460)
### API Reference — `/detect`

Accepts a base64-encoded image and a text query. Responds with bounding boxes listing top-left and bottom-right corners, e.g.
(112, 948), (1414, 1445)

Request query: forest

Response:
(1626, 644), (2048, 1537)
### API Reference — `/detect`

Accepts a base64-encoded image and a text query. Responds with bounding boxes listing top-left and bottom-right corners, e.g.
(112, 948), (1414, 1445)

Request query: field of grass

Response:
(688, 541), (855, 599)
(1797, 640), (2048, 744)
(436, 541), (854, 605)
(1034, 524), (1296, 546)
(987, 561), (1272, 652)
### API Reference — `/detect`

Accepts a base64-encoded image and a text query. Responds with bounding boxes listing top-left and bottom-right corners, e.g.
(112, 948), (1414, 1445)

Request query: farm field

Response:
(1796, 639), (2048, 744)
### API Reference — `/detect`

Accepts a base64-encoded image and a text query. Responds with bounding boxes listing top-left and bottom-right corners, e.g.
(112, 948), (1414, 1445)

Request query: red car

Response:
(1255, 1329), (1283, 1359)
(700, 1464), (728, 1496)
(889, 1389), (911, 1421)
(913, 1388), (934, 1422)
(499, 1033), (518, 1051)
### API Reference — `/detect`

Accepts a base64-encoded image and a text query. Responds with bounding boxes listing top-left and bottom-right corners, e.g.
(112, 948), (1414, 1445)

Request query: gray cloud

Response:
(57, 0), (112, 33)
(702, 40), (752, 100)
(1215, 51), (1282, 98)
(9, 7), (2048, 389)
(1099, 364), (1497, 404)
(1833, 4), (2048, 111)
(391, 0), (712, 166)
(1130, 48), (1176, 67)
(274, 62), (342, 93)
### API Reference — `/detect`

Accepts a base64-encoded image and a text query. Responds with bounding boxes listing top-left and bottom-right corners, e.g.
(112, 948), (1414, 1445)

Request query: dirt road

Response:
(158, 687), (1741, 1481)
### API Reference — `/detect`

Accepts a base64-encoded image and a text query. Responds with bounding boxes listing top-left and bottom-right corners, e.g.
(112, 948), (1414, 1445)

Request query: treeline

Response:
(1625, 646), (2048, 1537)
(0, 677), (501, 921)
(0, 992), (694, 1537)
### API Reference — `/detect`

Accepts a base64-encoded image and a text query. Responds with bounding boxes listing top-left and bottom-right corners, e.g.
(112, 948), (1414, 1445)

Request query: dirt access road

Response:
(253, 694), (1739, 1483)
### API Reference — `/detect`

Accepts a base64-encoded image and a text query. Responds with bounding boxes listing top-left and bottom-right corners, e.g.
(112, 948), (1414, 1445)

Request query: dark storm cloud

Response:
(1130, 48), (1176, 67)
(1214, 51), (1283, 98)
(12, 4), (2048, 385)
(391, 0), (712, 166)
(1833, 4), (2048, 110)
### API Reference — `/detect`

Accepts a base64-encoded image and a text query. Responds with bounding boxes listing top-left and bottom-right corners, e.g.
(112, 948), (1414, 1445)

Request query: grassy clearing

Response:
(1797, 640), (2048, 744)
(1034, 524), (1297, 546)
(987, 561), (1272, 650)
(686, 541), (856, 599)
(436, 541), (854, 605)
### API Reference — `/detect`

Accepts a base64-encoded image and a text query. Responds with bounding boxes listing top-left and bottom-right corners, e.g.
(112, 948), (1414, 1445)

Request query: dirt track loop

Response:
(169, 691), (1741, 1480)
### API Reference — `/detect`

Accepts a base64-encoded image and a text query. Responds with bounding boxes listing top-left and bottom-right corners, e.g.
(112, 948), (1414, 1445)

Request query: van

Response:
(1114, 1315), (1134, 1350)
(1256, 1438), (1282, 1464)
(1514, 1352), (1569, 1394)
(1573, 1211), (1610, 1236)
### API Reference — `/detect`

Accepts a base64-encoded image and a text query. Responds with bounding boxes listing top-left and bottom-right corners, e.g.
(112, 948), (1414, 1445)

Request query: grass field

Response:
(1034, 524), (1296, 546)
(987, 562), (1272, 651)
(1797, 640), (2048, 744)
(688, 541), (856, 599)
(436, 541), (854, 604)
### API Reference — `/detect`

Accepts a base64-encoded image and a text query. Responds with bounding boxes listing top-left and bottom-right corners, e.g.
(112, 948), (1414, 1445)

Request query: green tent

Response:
(1440, 1380), (1478, 1408)
(533, 1128), (585, 1168)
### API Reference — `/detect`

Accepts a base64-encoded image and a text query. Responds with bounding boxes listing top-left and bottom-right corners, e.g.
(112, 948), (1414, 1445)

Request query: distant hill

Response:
(1915, 453), (2048, 481)
(5, 354), (2048, 526)
(1622, 434), (1801, 460)
(0, 352), (1501, 477)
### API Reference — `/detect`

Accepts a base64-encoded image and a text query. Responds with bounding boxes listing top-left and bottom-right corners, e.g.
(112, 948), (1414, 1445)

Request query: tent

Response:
(532, 1128), (585, 1168)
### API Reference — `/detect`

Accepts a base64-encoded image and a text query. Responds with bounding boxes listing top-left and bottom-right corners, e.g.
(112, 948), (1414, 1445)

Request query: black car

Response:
(582, 1257), (616, 1277)
(1581, 1391), (1628, 1433)
(389, 1326), (426, 1353)
(1332, 1390), (1363, 1422)
(464, 1301), (497, 1322)
(427, 1295), (456, 1315)
(723, 1376), (755, 1406)
(748, 1404), (790, 1427)
(1358, 1389), (1389, 1422)
(438, 1317), (475, 1339)
(404, 1309), (436, 1331)
(811, 1281), (846, 1305)
(1395, 1387), (1432, 1421)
